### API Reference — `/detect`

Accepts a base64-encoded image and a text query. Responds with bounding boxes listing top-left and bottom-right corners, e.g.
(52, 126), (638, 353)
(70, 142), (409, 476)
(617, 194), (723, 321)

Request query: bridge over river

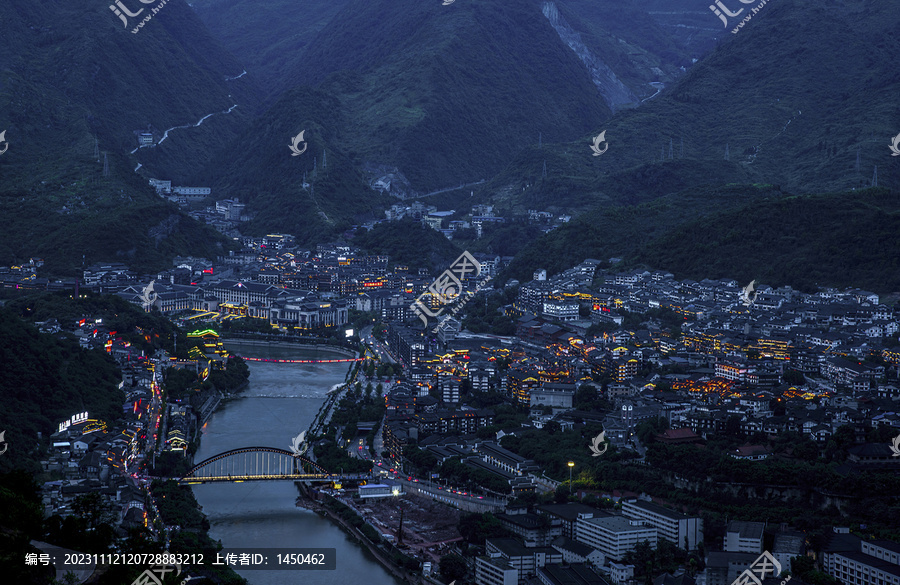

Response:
(177, 447), (371, 485)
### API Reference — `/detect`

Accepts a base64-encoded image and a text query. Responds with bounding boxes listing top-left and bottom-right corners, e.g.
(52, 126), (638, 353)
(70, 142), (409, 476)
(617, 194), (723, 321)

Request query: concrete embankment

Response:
(295, 485), (414, 585)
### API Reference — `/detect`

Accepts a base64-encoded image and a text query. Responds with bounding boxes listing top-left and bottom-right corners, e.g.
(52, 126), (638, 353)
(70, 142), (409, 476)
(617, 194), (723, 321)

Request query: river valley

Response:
(191, 341), (402, 585)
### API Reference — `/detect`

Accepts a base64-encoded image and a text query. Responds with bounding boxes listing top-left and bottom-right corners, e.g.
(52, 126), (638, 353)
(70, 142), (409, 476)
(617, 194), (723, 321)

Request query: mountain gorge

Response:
(0, 0), (897, 290)
(0, 0), (250, 272)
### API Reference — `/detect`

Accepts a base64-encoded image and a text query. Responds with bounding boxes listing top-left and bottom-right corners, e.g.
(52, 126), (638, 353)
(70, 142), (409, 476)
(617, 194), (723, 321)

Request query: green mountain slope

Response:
(195, 84), (393, 244)
(351, 219), (463, 273)
(634, 187), (900, 292)
(504, 183), (781, 280)
(0, 308), (123, 473)
(0, 0), (247, 273)
(493, 0), (900, 210)
(190, 0), (352, 94)
(506, 186), (900, 294)
(272, 0), (613, 192)
(553, 0), (900, 201)
(486, 0), (900, 285)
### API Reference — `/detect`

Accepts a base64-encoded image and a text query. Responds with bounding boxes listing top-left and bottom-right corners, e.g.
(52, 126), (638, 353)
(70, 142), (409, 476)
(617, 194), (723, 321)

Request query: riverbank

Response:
(220, 334), (358, 357)
(187, 343), (400, 585)
(295, 486), (417, 585)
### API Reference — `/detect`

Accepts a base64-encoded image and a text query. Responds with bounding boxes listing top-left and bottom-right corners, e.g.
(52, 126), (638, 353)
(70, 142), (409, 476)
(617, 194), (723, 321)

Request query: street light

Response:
(567, 461), (575, 489)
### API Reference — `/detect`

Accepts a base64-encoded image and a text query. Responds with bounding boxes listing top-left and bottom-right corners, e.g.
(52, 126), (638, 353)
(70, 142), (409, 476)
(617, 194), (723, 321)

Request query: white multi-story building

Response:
(475, 539), (562, 585)
(530, 384), (575, 409)
(173, 186), (211, 196)
(608, 562), (635, 585)
(725, 521), (765, 554)
(542, 300), (579, 321)
(575, 516), (657, 561)
(622, 500), (703, 550)
(824, 534), (900, 585)
(475, 556), (518, 585)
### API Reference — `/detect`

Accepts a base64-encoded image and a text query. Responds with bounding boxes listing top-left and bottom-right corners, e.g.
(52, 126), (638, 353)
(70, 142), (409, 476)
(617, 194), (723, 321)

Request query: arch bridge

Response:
(179, 447), (370, 484)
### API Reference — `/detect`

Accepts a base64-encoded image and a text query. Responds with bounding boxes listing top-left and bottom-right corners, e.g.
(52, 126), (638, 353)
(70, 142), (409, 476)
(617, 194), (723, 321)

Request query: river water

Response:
(191, 341), (401, 585)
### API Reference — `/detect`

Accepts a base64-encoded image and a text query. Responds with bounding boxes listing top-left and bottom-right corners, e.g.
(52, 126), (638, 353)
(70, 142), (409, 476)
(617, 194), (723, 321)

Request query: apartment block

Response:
(575, 516), (657, 562)
(725, 521), (764, 554)
(823, 530), (900, 585)
(621, 500), (703, 550)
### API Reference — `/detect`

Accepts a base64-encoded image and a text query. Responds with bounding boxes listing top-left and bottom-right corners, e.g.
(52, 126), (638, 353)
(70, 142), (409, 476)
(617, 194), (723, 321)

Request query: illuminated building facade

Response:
(507, 370), (541, 406)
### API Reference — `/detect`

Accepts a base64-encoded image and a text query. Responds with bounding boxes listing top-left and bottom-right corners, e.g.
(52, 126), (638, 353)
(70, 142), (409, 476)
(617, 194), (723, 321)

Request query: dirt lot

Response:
(358, 492), (463, 547)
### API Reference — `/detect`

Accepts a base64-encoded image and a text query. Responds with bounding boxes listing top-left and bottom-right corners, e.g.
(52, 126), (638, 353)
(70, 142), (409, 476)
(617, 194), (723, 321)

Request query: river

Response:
(191, 341), (402, 585)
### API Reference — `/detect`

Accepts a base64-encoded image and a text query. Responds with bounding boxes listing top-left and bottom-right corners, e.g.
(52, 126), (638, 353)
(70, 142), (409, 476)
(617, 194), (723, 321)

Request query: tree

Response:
(783, 369), (805, 385)
(868, 423), (897, 443)
(575, 385), (599, 410)
(439, 554), (468, 582)
(72, 492), (115, 532)
(544, 421), (561, 435)
(458, 513), (509, 545)
(724, 415), (744, 437)
(793, 437), (820, 462)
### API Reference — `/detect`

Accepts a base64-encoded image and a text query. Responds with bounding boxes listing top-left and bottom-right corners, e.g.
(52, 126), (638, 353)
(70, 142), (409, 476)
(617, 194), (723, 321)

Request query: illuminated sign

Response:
(58, 411), (89, 433)
(188, 329), (219, 337)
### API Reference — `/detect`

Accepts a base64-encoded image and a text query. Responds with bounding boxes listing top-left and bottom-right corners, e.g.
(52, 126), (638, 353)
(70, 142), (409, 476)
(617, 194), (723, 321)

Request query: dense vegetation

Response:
(315, 382), (384, 473)
(501, 422), (900, 542)
(0, 0), (248, 275)
(0, 309), (123, 473)
(461, 287), (518, 336)
(351, 218), (462, 272)
(635, 188), (900, 292)
(0, 471), (52, 585)
(152, 480), (246, 585)
(503, 186), (900, 293)
(191, 0), (351, 94)
(502, 184), (782, 281)
(6, 291), (186, 357)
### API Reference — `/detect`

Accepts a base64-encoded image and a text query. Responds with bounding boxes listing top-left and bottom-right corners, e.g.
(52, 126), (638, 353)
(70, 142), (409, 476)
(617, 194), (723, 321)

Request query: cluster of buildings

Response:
(66, 239), (511, 334)
(472, 501), (897, 585)
(146, 178), (252, 235)
(33, 317), (230, 539)
(500, 261), (900, 457)
(472, 501), (798, 585)
(343, 257), (900, 585)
